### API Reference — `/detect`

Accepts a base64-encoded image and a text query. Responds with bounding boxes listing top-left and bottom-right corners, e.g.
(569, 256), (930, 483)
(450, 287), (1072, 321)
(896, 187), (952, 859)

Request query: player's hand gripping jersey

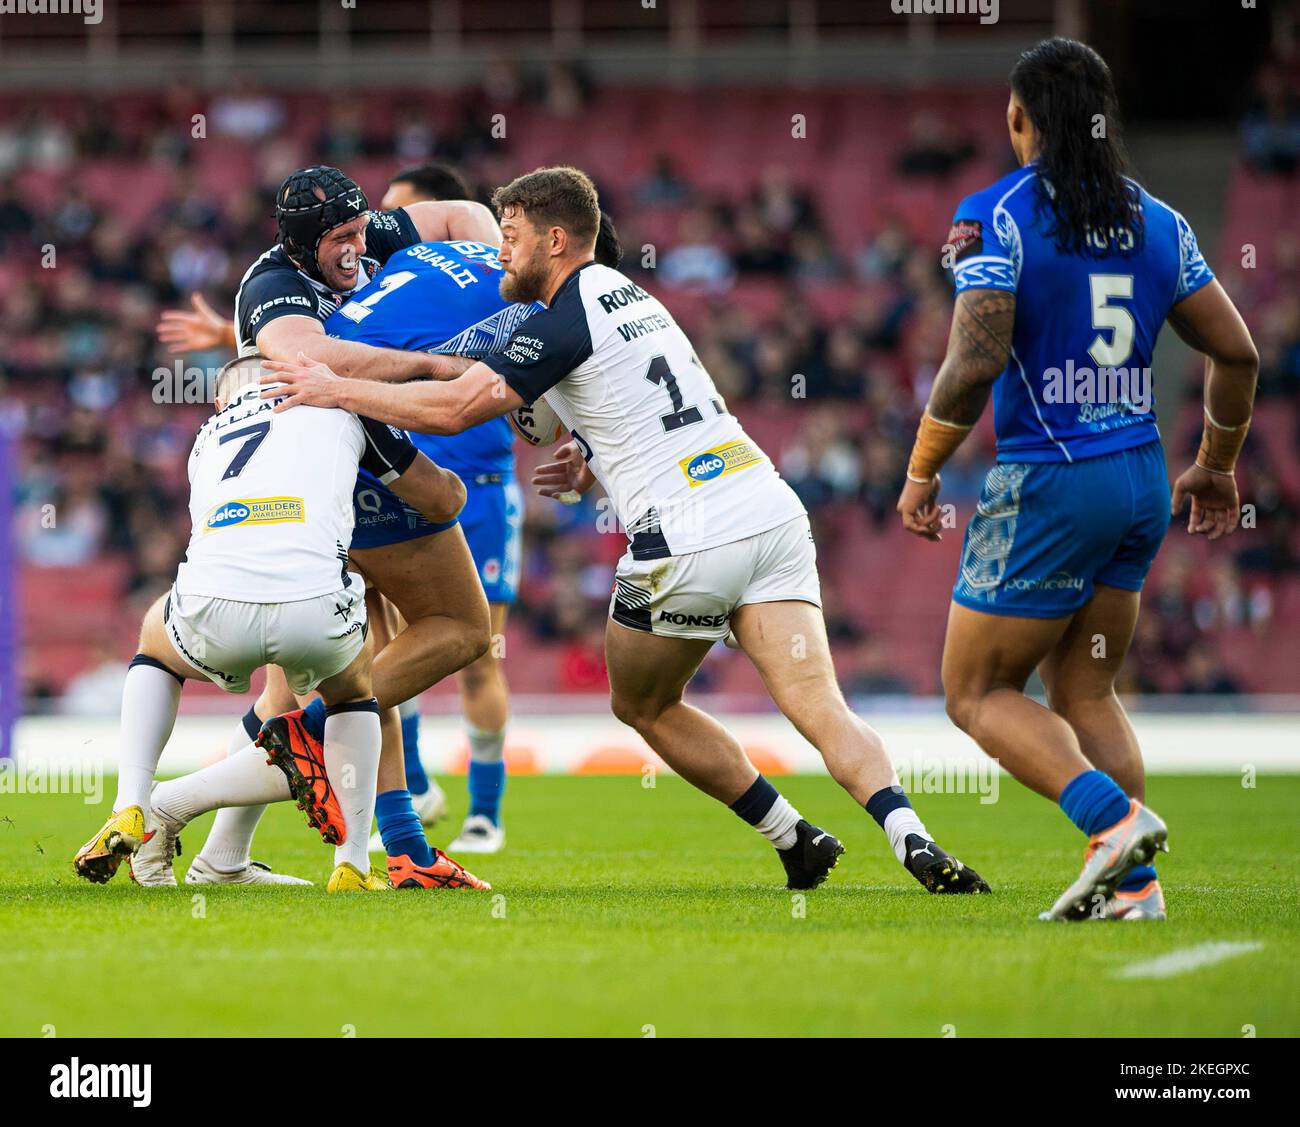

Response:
(323, 241), (536, 599)
(175, 382), (417, 603)
(947, 164), (1215, 462)
(325, 239), (533, 480)
(481, 263), (806, 559)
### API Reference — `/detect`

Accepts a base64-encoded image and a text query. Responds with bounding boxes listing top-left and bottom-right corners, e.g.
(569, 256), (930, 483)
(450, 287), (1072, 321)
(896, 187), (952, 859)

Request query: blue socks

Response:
(375, 789), (433, 866)
(1118, 864), (1157, 892)
(1060, 770), (1156, 891)
(312, 701), (434, 864)
(468, 760), (506, 823)
(301, 697), (327, 743)
(402, 710), (429, 796)
(1059, 770), (1131, 836)
(304, 700), (436, 866)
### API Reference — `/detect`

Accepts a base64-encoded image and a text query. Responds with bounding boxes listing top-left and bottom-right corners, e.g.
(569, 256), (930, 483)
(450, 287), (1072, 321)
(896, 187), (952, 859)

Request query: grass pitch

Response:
(1, 774), (1296, 1037)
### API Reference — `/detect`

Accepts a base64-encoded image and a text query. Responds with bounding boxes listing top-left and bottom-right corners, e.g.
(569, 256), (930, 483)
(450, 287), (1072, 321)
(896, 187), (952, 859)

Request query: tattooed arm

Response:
(926, 287), (1017, 426)
(897, 287), (1016, 540)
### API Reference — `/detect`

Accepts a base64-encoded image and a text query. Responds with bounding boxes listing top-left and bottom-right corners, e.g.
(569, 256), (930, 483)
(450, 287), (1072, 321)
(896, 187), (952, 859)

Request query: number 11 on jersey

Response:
(645, 355), (704, 433)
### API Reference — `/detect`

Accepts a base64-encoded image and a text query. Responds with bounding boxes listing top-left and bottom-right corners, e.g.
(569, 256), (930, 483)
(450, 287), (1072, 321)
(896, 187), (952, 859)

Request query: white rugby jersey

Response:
(483, 263), (805, 558)
(175, 384), (417, 602)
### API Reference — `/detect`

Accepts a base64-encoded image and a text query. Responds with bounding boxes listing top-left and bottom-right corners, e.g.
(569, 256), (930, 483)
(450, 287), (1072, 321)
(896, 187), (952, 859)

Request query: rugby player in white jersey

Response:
(151, 166), (498, 886)
(72, 355), (487, 893)
(263, 167), (988, 894)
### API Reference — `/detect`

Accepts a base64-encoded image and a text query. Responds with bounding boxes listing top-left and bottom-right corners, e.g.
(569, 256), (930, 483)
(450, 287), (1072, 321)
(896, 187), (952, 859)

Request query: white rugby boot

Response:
(185, 855), (312, 886)
(446, 814), (505, 854)
(129, 806), (184, 887)
(412, 780), (449, 826)
(1106, 879), (1167, 921)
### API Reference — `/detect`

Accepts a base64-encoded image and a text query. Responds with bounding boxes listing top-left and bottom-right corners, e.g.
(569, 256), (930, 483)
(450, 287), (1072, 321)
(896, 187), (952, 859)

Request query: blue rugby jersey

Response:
(325, 239), (540, 477)
(946, 164), (1215, 463)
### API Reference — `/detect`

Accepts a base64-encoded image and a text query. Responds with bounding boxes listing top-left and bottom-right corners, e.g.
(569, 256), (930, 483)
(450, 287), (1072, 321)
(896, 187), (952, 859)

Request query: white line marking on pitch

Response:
(1113, 941), (1264, 980)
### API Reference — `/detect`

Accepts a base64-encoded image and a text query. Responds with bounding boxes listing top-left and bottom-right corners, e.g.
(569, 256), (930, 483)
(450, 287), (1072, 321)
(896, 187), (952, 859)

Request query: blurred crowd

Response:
(2, 67), (1297, 701)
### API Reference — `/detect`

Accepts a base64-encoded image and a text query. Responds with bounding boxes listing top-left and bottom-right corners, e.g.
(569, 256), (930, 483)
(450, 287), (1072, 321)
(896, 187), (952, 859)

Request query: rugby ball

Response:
(509, 397), (567, 447)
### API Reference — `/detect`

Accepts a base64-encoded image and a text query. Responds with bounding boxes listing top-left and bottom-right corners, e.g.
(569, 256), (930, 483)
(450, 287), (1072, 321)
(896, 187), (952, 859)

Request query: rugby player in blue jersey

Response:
(332, 233), (523, 858)
(361, 168), (627, 855)
(266, 205), (624, 868)
(263, 166), (991, 898)
(896, 39), (1260, 921)
(146, 165), (501, 890)
(145, 167), (626, 886)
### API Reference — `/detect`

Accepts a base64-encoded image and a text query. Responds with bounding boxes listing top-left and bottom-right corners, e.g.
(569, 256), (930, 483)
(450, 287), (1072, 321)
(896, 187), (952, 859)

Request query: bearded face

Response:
(499, 233), (550, 304)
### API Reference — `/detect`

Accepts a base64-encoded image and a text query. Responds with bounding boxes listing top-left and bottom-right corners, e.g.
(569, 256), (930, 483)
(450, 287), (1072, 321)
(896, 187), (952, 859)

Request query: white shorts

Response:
(610, 515), (821, 641)
(164, 580), (367, 695)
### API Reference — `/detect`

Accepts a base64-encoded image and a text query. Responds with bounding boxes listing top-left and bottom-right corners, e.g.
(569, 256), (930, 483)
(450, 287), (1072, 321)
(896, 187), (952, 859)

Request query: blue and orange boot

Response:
(388, 849), (491, 890)
(1107, 879), (1167, 921)
(257, 709), (347, 845)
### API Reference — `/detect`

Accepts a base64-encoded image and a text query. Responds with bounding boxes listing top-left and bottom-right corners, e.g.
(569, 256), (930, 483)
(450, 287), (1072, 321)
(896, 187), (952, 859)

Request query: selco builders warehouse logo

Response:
(204, 496), (306, 532)
(680, 440), (763, 487)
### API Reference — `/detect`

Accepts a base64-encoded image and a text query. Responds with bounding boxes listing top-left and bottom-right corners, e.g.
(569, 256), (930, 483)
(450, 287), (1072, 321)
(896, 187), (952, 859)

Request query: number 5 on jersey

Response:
(1088, 274), (1135, 368)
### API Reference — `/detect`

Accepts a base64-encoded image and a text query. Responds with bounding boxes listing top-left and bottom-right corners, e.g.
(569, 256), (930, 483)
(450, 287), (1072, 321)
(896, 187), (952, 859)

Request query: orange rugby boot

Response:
(257, 709), (346, 845)
(387, 849), (491, 890)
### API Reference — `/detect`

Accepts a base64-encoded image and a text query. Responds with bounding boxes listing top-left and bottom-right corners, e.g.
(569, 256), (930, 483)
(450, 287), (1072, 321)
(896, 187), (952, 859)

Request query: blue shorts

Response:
(348, 471), (522, 605)
(952, 440), (1170, 619)
(350, 469), (458, 552)
(461, 478), (522, 604)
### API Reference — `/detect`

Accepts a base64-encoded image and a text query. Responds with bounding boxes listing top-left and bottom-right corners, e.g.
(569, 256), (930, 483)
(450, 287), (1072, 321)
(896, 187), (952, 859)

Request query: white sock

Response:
(755, 795), (801, 850)
(467, 723), (505, 763)
(201, 806), (269, 872)
(883, 807), (931, 865)
(154, 745), (290, 828)
(193, 710), (271, 871)
(325, 704), (381, 872)
(225, 709), (259, 757)
(113, 659), (183, 815)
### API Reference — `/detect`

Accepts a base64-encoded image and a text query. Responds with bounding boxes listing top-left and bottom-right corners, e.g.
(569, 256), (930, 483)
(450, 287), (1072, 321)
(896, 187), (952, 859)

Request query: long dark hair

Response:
(1010, 38), (1143, 256)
